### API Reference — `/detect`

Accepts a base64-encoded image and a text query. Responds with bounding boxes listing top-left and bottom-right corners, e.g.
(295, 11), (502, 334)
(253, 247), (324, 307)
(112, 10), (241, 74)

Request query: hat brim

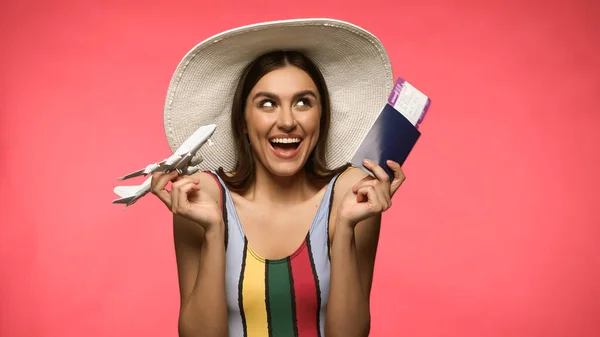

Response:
(163, 18), (394, 172)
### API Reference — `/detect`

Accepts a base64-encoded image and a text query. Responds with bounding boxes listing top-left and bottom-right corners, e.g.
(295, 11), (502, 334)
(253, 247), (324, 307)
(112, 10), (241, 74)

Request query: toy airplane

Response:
(112, 124), (217, 208)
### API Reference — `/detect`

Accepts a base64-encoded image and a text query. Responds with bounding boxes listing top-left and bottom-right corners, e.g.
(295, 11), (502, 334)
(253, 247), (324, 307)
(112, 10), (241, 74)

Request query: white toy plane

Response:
(112, 124), (217, 208)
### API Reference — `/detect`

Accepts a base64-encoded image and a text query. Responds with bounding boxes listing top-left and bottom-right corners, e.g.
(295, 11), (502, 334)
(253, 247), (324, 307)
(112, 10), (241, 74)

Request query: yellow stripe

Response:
(242, 246), (269, 336)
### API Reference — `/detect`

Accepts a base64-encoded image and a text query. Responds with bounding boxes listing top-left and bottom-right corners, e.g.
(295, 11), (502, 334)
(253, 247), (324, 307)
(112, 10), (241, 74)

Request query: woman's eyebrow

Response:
(252, 90), (318, 102)
(293, 90), (318, 100)
(252, 92), (278, 101)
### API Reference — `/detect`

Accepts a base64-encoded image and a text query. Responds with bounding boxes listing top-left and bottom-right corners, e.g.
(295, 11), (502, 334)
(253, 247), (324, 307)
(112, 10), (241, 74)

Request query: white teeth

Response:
(271, 138), (301, 144)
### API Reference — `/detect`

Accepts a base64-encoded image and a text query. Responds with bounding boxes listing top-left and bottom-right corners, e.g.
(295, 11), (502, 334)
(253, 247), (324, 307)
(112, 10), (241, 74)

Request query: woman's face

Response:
(244, 65), (322, 178)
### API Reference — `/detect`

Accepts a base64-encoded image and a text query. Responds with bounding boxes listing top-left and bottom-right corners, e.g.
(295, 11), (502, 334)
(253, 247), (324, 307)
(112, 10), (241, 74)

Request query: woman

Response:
(151, 19), (404, 337)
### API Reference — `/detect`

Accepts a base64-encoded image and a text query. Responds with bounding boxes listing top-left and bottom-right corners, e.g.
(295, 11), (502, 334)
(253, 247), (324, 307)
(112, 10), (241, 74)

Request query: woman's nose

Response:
(276, 107), (297, 131)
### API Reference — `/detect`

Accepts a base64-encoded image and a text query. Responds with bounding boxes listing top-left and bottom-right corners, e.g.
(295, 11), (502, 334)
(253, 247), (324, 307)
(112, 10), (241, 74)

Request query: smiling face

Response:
(244, 65), (322, 177)
(218, 50), (339, 193)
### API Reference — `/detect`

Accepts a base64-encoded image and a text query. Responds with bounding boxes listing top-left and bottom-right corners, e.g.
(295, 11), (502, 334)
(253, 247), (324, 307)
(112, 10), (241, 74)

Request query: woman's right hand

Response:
(150, 171), (223, 232)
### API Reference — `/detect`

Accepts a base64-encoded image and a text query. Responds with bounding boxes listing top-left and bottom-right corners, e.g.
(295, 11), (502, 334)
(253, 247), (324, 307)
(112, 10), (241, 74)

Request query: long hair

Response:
(216, 50), (348, 193)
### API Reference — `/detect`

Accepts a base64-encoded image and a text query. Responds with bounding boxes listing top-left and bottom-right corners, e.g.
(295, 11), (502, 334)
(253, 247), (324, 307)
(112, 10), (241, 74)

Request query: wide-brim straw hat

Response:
(163, 18), (394, 172)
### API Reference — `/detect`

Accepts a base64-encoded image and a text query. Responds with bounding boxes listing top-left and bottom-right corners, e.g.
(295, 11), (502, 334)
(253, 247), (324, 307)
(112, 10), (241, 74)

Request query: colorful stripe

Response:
(211, 170), (339, 337)
(242, 246), (269, 336)
(307, 175), (338, 335)
(290, 238), (319, 337)
(231, 239), (324, 337)
(267, 259), (295, 336)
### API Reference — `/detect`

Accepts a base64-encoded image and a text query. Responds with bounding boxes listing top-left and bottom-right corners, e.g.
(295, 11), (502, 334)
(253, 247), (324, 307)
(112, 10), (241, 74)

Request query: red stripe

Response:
(290, 240), (319, 337)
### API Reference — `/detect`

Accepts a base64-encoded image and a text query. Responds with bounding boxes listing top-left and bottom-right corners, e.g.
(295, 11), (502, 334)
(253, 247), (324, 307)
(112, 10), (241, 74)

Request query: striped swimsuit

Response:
(208, 171), (340, 337)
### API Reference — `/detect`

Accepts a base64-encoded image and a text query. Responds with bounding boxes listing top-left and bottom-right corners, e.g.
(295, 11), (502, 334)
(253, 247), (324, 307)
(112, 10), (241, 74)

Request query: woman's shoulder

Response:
(332, 165), (369, 198)
(189, 170), (224, 205)
(326, 166), (371, 240)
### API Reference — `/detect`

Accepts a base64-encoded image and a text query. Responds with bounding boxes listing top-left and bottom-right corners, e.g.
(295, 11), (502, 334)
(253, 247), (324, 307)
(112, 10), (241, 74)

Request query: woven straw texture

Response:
(163, 18), (393, 172)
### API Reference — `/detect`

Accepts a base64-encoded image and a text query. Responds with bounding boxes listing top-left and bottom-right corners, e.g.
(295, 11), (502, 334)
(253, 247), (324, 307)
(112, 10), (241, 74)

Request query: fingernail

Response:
(363, 159), (371, 164)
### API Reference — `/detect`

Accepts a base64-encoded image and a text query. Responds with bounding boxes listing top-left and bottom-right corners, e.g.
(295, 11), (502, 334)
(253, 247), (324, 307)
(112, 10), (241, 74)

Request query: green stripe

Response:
(267, 260), (295, 336)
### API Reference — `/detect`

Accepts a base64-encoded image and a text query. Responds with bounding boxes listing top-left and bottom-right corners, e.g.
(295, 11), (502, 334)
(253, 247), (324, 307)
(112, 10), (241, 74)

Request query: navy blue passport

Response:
(350, 103), (421, 181)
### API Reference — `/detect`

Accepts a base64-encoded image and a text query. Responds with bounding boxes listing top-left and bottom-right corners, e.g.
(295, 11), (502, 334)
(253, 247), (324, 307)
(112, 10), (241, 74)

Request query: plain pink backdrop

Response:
(1, 0), (599, 336)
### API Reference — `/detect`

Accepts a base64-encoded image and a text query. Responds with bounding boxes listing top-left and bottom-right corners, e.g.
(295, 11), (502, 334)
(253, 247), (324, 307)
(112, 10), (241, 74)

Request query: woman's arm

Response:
(326, 212), (381, 337)
(325, 161), (405, 337)
(174, 215), (228, 337)
(152, 171), (229, 337)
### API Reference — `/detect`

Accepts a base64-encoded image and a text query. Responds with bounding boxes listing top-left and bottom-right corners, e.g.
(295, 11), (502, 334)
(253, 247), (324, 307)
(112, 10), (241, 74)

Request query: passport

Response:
(350, 77), (431, 181)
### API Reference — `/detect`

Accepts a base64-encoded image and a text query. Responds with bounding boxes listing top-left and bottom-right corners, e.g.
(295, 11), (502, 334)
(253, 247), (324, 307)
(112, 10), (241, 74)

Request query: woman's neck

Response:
(242, 163), (321, 205)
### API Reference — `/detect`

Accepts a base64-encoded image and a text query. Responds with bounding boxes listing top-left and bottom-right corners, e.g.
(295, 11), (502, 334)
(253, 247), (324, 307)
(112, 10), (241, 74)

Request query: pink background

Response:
(1, 0), (599, 336)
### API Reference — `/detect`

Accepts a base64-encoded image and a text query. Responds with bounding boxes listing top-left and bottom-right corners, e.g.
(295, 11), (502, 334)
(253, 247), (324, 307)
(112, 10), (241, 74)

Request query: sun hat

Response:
(163, 18), (394, 172)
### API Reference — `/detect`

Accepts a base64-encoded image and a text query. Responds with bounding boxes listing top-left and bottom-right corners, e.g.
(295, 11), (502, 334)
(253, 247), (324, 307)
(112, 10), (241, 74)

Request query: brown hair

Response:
(216, 50), (348, 193)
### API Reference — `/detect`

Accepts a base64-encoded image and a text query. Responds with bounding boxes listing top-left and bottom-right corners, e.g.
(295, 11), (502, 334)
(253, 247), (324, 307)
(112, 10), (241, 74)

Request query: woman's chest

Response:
(235, 203), (323, 261)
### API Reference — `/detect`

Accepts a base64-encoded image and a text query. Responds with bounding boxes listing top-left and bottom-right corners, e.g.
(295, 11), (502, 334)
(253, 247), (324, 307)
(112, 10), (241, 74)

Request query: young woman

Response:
(150, 19), (404, 337)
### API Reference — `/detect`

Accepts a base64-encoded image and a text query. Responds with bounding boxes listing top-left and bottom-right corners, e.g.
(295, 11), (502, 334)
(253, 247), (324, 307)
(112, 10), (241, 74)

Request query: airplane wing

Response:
(118, 160), (167, 181)
(113, 123), (217, 208)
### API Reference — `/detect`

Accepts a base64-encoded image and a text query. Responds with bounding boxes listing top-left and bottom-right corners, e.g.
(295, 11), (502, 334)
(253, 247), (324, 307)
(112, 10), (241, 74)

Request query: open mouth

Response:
(269, 137), (302, 157)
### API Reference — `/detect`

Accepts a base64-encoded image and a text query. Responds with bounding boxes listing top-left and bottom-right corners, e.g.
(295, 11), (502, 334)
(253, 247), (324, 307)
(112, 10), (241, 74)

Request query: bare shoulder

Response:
(189, 171), (223, 206)
(332, 166), (369, 203)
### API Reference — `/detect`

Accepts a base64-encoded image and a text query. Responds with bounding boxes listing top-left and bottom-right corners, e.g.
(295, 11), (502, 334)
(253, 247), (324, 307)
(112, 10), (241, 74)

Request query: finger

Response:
(356, 185), (383, 211)
(172, 178), (190, 212)
(353, 178), (391, 203)
(155, 189), (173, 209)
(172, 175), (199, 188)
(151, 171), (178, 208)
(361, 181), (391, 208)
(173, 180), (200, 214)
(356, 185), (369, 203)
(364, 185), (387, 212)
(375, 185), (392, 210)
(178, 181), (200, 211)
(352, 175), (375, 193)
(386, 160), (406, 194)
(363, 159), (390, 184)
(171, 176), (200, 205)
(151, 171), (178, 193)
(367, 185), (388, 212)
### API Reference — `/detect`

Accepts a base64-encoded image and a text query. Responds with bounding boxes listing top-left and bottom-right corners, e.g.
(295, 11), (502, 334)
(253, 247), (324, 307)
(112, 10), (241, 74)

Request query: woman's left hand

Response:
(337, 159), (406, 227)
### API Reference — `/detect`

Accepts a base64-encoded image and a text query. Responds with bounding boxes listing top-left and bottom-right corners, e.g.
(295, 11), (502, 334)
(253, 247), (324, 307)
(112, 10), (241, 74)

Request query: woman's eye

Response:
(260, 100), (275, 108)
(296, 98), (311, 108)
